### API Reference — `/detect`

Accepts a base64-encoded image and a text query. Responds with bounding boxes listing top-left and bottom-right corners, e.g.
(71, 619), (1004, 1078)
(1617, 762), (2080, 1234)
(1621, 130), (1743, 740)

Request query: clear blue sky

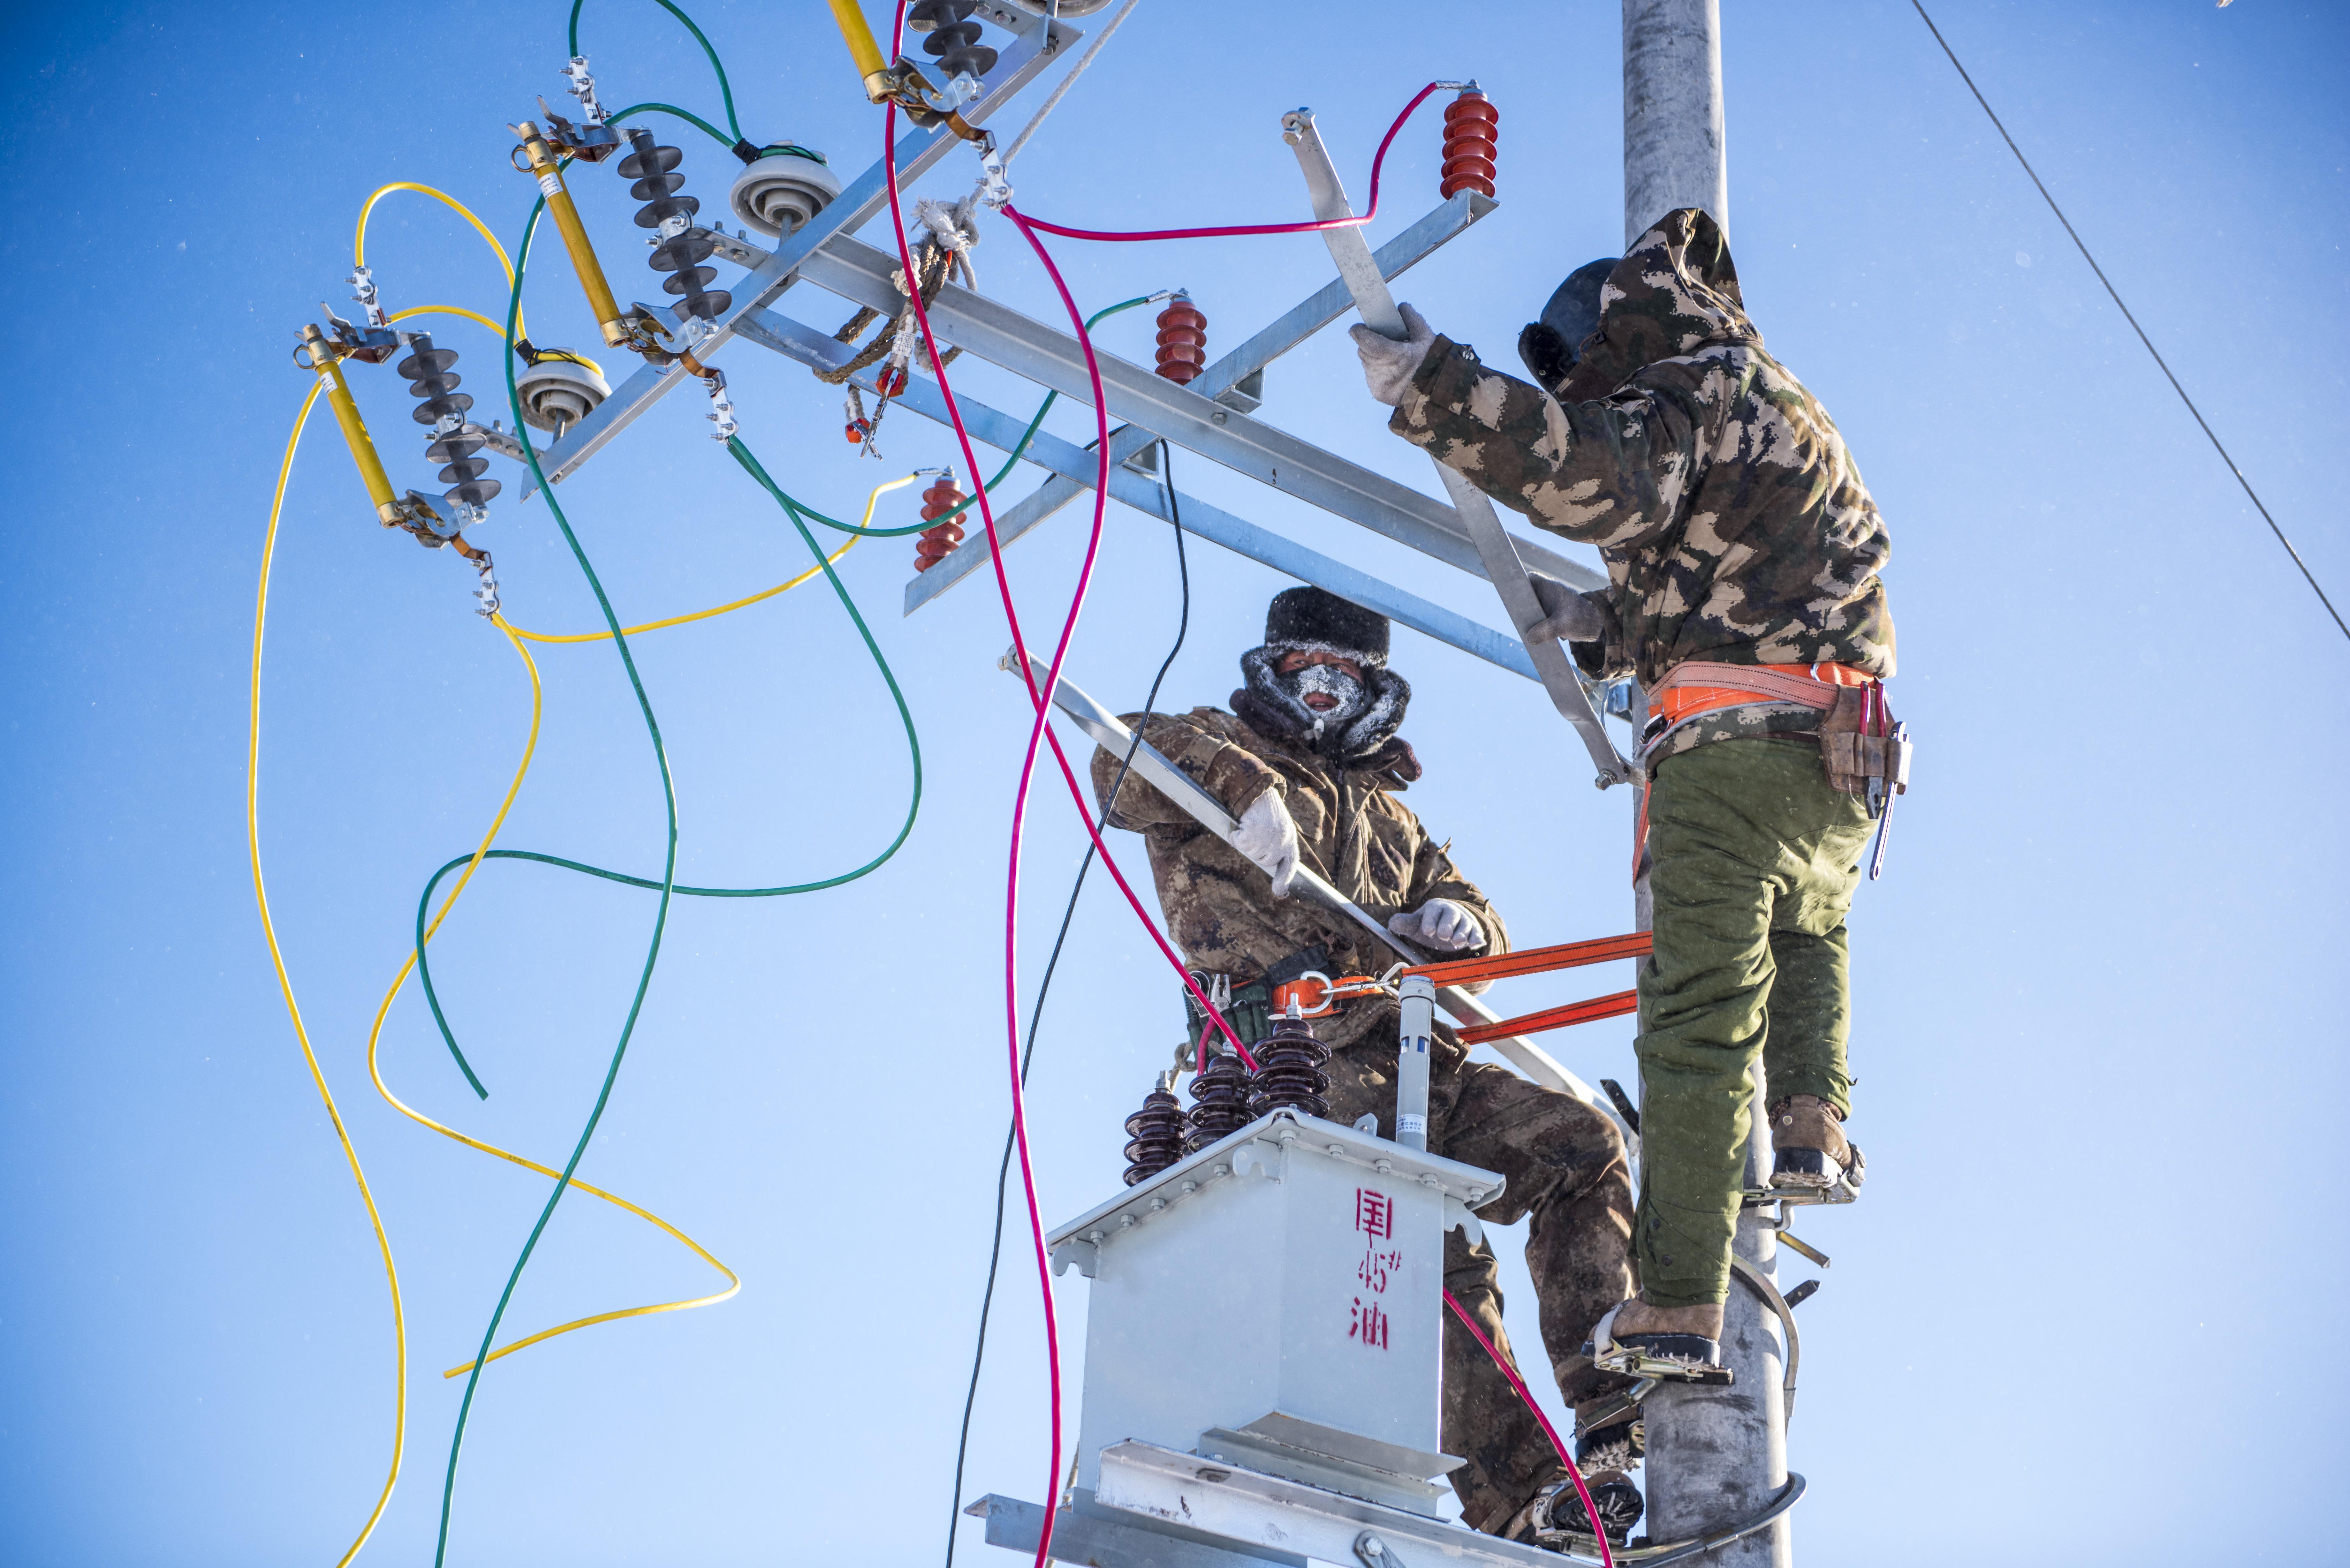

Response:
(3, 2), (2344, 1564)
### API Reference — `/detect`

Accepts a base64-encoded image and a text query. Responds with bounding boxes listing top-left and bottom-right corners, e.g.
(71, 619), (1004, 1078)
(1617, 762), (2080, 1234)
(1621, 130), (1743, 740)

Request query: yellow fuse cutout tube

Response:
(512, 122), (628, 348)
(298, 325), (404, 526)
(827, 0), (894, 102)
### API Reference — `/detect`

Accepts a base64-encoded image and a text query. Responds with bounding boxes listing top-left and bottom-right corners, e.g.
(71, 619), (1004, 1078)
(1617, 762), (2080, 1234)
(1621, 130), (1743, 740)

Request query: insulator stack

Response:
(1122, 1074), (1186, 1187)
(1440, 90), (1498, 200)
(907, 0), (998, 80)
(1154, 297), (1206, 385)
(913, 471), (967, 571)
(1249, 1010), (1331, 1121)
(1185, 1047), (1255, 1155)
(396, 333), (499, 513)
(620, 129), (732, 324)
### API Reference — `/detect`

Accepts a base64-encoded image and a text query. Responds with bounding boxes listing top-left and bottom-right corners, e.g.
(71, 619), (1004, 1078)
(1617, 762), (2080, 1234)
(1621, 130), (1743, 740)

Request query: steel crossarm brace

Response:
(791, 232), (1603, 593)
(730, 306), (1540, 679)
(517, 8), (1073, 500)
(1281, 110), (1633, 789)
(1007, 652), (1630, 1136)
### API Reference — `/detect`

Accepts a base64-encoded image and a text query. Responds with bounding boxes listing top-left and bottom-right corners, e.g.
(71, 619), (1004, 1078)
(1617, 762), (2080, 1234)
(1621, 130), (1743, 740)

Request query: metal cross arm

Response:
(736, 304), (1543, 681)
(899, 190), (1573, 610)
(1282, 109), (1633, 789)
(793, 231), (1601, 599)
(516, 5), (1075, 501)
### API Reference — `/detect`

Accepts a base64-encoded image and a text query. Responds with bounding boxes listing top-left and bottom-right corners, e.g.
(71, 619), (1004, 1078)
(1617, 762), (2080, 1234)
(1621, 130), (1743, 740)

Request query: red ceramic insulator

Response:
(914, 472), (968, 571)
(1154, 297), (1207, 384)
(1440, 91), (1498, 200)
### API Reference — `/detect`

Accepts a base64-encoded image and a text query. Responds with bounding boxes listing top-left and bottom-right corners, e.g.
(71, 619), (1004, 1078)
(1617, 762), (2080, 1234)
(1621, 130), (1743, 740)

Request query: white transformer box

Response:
(1048, 1107), (1505, 1518)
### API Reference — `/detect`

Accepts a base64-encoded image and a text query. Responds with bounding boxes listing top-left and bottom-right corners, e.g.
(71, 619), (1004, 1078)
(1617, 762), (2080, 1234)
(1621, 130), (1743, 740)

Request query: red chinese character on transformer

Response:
(1349, 1296), (1390, 1349)
(1358, 1248), (1402, 1294)
(1355, 1187), (1393, 1240)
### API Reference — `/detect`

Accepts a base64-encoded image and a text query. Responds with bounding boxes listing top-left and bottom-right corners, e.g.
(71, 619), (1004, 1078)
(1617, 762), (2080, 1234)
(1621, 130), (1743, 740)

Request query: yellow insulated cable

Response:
(361, 622), (740, 1379)
(249, 381), (407, 1568)
(354, 183), (527, 340)
(386, 303), (514, 343)
(498, 474), (913, 644)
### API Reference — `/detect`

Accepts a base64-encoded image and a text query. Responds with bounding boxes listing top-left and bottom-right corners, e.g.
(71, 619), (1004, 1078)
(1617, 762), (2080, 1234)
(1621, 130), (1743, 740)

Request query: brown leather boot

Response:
(1587, 1296), (1724, 1370)
(1768, 1094), (1864, 1188)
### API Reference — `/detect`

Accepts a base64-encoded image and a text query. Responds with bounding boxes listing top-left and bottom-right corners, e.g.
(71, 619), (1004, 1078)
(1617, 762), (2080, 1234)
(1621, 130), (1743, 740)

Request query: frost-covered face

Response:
(1274, 650), (1367, 721)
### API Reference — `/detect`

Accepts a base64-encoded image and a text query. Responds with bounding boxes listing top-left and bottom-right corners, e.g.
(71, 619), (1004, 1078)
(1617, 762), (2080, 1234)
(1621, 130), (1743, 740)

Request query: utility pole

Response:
(1621, 2), (1791, 1564)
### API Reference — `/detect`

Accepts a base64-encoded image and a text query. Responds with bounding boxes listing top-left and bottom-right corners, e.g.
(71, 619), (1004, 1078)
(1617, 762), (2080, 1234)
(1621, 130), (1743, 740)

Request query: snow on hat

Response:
(1262, 586), (1388, 668)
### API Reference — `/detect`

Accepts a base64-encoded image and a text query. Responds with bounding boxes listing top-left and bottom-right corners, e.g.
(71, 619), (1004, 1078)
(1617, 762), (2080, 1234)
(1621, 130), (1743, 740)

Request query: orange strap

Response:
(1401, 930), (1650, 989)
(1404, 931), (1647, 1049)
(1456, 989), (1638, 1047)
(1649, 659), (1873, 727)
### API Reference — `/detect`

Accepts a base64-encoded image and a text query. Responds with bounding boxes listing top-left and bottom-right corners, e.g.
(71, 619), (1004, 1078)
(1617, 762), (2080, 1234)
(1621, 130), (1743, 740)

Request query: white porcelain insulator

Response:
(726, 155), (842, 240)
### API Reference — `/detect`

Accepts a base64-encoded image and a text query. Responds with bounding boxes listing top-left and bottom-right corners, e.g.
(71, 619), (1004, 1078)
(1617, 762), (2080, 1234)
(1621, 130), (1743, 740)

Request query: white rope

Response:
(999, 0), (1144, 168)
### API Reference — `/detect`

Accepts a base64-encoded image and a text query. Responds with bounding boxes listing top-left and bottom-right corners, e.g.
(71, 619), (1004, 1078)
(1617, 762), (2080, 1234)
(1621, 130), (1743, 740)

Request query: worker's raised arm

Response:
(1384, 342), (1709, 554)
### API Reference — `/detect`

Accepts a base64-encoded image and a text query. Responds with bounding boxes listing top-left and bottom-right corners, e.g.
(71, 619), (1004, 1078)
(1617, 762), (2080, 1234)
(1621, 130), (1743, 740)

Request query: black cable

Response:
(1910, 0), (2348, 645)
(943, 441), (1194, 1567)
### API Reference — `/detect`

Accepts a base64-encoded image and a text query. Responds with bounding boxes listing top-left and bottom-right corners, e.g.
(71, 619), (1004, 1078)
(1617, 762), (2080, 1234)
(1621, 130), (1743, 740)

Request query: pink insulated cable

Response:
(1010, 84), (1445, 244)
(1444, 1290), (1616, 1568)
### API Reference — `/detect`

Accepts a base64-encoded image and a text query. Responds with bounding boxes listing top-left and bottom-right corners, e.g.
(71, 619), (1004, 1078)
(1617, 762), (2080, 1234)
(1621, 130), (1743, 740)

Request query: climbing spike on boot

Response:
(1504, 1472), (1645, 1553)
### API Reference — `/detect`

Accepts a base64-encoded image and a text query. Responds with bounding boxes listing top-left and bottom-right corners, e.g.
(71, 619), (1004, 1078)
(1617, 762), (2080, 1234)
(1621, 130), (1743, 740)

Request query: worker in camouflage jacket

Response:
(1352, 208), (1892, 1433)
(1093, 586), (1646, 1545)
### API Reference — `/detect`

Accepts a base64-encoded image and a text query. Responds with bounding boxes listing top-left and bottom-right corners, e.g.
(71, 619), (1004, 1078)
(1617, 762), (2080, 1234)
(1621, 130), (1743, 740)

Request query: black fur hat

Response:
(1262, 586), (1388, 669)
(1517, 257), (1618, 394)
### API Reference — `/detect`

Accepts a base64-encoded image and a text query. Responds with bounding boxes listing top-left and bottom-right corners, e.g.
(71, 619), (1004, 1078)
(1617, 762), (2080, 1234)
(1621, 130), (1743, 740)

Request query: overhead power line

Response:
(1911, 0), (2349, 646)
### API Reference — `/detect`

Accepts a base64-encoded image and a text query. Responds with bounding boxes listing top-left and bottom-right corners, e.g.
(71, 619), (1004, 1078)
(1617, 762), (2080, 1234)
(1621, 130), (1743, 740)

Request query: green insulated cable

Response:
(413, 433), (926, 1097)
(610, 100), (735, 151)
(572, 0), (743, 142)
(432, 193), (681, 1568)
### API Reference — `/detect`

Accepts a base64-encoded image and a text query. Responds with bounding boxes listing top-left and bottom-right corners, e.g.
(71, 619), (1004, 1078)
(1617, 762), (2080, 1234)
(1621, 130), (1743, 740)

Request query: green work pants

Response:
(1634, 737), (1874, 1308)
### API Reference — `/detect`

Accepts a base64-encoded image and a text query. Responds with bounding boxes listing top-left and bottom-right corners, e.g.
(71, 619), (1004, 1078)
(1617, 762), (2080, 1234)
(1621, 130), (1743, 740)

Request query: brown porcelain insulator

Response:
(1154, 297), (1207, 385)
(1248, 1011), (1331, 1122)
(1440, 91), (1498, 200)
(913, 472), (967, 571)
(1121, 1080), (1186, 1186)
(1184, 1047), (1255, 1154)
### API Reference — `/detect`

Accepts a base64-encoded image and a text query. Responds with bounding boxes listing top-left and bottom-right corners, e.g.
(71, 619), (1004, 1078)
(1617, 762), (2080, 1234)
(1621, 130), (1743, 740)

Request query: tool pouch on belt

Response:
(1820, 685), (1913, 804)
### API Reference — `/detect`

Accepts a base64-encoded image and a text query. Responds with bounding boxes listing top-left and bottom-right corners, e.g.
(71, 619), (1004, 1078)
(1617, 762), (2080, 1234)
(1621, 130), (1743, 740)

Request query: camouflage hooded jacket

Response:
(1389, 208), (1895, 751)
(1091, 706), (1507, 1055)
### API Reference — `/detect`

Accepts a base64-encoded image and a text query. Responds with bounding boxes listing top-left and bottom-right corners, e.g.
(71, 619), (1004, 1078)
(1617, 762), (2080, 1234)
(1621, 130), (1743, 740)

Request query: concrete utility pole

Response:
(1622, 2), (1791, 1564)
(1622, 0), (1728, 247)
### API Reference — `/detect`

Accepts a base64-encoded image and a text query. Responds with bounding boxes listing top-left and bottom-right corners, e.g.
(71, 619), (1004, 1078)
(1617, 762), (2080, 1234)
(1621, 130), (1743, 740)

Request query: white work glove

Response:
(1232, 789), (1300, 899)
(1390, 898), (1485, 953)
(1526, 572), (1603, 644)
(1349, 302), (1438, 407)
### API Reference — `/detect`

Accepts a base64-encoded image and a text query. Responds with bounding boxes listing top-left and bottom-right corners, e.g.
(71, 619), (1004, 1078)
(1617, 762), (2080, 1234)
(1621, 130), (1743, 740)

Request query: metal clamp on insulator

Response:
(824, 0), (996, 141)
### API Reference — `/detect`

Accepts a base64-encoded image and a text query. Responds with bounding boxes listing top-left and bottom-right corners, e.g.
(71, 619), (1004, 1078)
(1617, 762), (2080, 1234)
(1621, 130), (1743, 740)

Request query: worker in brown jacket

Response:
(1093, 585), (1646, 1549)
